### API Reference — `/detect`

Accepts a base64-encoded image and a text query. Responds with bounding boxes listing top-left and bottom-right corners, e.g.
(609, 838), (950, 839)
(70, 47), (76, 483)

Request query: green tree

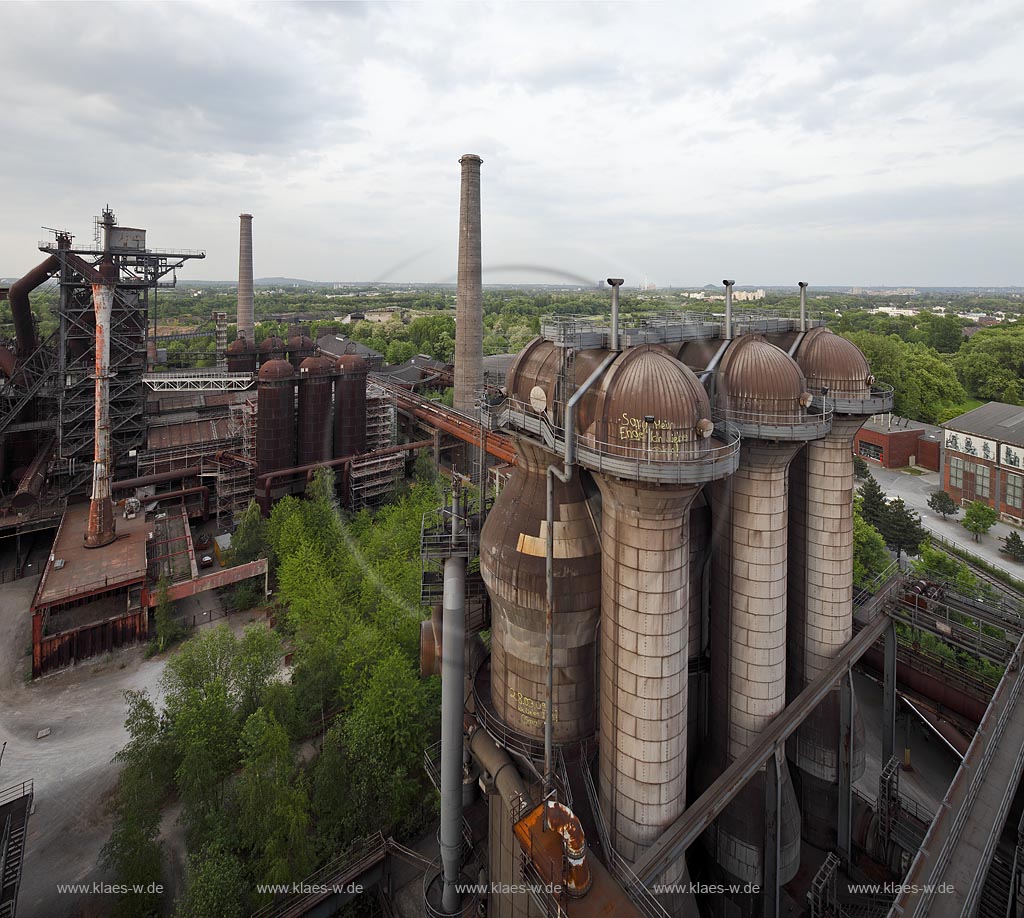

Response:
(955, 326), (1024, 401)
(853, 455), (870, 480)
(153, 575), (182, 653)
(231, 500), (267, 565)
(919, 314), (964, 353)
(1002, 530), (1024, 562)
(858, 474), (889, 531)
(233, 625), (283, 720)
(881, 498), (928, 561)
(101, 690), (173, 917)
(236, 709), (311, 885)
(173, 680), (240, 840)
(853, 498), (891, 588)
(842, 331), (967, 423)
(1004, 379), (1022, 406)
(927, 490), (959, 520)
(913, 544), (979, 593)
(961, 501), (998, 542)
(175, 842), (247, 918)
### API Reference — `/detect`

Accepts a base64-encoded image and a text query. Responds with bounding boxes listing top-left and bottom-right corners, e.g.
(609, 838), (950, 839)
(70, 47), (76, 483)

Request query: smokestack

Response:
(723, 279), (735, 338)
(454, 155), (483, 416)
(798, 281), (808, 332)
(238, 214), (255, 347)
(608, 278), (624, 351)
(84, 281), (117, 548)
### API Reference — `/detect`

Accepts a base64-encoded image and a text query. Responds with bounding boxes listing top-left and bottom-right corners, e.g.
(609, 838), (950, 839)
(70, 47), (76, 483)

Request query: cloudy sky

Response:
(1, 0), (1022, 287)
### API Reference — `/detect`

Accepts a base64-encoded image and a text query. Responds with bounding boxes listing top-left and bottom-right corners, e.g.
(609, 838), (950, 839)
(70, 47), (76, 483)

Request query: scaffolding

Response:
(213, 400), (257, 529)
(346, 385), (403, 510)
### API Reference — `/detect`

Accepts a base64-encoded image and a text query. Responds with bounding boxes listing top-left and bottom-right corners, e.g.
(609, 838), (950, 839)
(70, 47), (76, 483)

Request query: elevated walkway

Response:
(0, 781), (33, 918)
(890, 634), (1024, 917)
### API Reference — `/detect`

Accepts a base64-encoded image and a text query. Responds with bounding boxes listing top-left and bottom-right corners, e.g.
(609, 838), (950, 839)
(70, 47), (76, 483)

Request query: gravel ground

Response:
(0, 578), (225, 917)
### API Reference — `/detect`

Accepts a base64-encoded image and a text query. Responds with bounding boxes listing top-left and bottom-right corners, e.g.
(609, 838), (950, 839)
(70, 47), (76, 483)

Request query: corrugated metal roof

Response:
(944, 401), (1024, 445)
(147, 417), (234, 450)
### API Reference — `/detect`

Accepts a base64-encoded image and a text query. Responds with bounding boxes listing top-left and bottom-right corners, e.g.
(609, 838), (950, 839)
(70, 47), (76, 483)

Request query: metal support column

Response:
(883, 619), (897, 768)
(838, 670), (854, 864)
(764, 746), (783, 918)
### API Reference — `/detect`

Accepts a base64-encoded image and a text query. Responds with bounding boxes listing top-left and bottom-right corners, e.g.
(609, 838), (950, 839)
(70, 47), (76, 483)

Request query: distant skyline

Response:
(1, 1), (1022, 287)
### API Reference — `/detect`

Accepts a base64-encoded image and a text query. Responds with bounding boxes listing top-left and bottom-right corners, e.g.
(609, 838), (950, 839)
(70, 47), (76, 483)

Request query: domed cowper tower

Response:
(787, 326), (893, 848)
(256, 358), (296, 479)
(226, 334), (257, 373)
(704, 334), (829, 910)
(586, 345), (727, 883)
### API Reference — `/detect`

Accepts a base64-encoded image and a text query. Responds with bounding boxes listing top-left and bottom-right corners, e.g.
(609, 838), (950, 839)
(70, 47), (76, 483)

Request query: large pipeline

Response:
(148, 486), (210, 519)
(255, 439), (434, 508)
(467, 720), (529, 820)
(7, 255), (58, 358)
(12, 436), (56, 509)
(112, 467), (201, 492)
(440, 485), (467, 912)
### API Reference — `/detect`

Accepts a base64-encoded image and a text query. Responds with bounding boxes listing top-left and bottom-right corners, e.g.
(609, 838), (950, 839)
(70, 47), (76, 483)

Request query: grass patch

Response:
(933, 537), (1024, 596)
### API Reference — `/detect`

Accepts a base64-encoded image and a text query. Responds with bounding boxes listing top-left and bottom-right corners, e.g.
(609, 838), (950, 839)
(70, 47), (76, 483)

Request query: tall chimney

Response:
(84, 280), (117, 548)
(454, 155), (483, 416)
(238, 214), (255, 346)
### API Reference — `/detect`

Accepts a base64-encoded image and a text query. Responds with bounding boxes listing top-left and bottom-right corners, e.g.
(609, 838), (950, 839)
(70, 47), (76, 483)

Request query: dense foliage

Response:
(105, 466), (443, 916)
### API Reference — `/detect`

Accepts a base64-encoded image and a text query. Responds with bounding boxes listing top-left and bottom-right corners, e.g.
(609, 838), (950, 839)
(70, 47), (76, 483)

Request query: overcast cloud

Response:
(1, 0), (1022, 286)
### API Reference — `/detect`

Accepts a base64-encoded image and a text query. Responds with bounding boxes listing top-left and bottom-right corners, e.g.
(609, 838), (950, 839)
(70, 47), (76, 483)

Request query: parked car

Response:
(198, 554), (215, 569)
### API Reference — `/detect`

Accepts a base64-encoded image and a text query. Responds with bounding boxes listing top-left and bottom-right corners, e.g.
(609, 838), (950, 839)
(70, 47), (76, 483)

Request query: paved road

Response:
(868, 465), (1023, 577)
(0, 577), (225, 918)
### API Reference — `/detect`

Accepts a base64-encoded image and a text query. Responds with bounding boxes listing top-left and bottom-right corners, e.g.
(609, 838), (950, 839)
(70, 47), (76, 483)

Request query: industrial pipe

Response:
(788, 282), (810, 356)
(0, 347), (15, 380)
(12, 437), (55, 509)
(440, 482), (467, 913)
(723, 279), (735, 339)
(112, 466), (201, 492)
(7, 255), (58, 358)
(544, 347), (618, 796)
(148, 486), (210, 520)
(85, 281), (117, 548)
(467, 720), (529, 820)
(256, 439), (434, 508)
(608, 278), (624, 351)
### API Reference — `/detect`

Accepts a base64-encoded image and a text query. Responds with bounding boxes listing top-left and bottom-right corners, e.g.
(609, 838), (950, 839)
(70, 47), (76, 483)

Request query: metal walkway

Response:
(890, 633), (1024, 917)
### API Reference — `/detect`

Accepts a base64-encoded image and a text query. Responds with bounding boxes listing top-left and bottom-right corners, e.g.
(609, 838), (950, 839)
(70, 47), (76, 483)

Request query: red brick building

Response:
(853, 415), (942, 471)
(942, 402), (1024, 525)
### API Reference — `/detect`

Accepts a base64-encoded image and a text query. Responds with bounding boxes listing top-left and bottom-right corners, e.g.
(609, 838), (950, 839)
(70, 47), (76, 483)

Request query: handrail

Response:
(0, 782), (33, 809)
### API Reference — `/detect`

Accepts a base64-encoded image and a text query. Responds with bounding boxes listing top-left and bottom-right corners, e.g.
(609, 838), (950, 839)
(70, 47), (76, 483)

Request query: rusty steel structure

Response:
(334, 354), (368, 459)
(297, 355), (335, 465)
(424, 278), (898, 918)
(256, 359), (296, 479)
(84, 279), (117, 547)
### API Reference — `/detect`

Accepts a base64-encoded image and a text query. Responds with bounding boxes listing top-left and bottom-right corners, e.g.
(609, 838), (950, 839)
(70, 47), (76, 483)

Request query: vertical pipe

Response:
(85, 283), (116, 548)
(454, 155), (483, 417)
(440, 483), (466, 912)
(723, 279), (735, 338)
(798, 281), (808, 332)
(838, 670), (853, 864)
(883, 621), (897, 767)
(238, 214), (255, 346)
(608, 278), (624, 351)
